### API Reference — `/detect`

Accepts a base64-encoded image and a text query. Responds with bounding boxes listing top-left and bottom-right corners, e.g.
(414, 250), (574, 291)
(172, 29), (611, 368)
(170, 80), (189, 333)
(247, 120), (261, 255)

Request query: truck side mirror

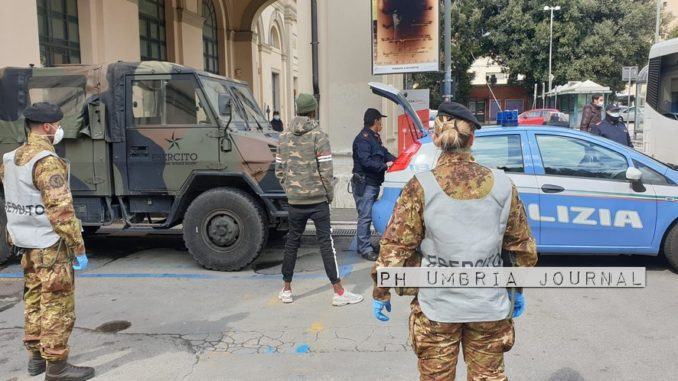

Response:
(221, 136), (232, 152)
(626, 167), (642, 182)
(218, 94), (232, 116)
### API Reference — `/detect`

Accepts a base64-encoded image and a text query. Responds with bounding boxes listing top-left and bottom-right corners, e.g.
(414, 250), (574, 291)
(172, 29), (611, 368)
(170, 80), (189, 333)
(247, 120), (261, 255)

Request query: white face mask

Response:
(48, 124), (64, 145)
(607, 112), (620, 119)
(273, 116), (281, 121)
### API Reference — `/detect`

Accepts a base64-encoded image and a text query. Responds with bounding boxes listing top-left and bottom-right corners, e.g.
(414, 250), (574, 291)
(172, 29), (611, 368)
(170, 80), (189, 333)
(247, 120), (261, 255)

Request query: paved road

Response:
(1, 230), (677, 381)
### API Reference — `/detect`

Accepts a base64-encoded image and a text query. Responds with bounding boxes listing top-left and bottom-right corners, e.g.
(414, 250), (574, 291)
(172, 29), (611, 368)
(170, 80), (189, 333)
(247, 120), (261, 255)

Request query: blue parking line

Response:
(0, 264), (354, 281)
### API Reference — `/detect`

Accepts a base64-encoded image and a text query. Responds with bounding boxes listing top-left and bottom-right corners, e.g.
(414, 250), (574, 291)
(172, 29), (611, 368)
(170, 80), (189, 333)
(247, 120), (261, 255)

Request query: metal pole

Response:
(533, 83), (537, 109)
(311, 0), (320, 106)
(656, 0), (662, 43)
(548, 8), (554, 93)
(627, 78), (632, 110)
(542, 82), (546, 108)
(443, 0), (452, 101)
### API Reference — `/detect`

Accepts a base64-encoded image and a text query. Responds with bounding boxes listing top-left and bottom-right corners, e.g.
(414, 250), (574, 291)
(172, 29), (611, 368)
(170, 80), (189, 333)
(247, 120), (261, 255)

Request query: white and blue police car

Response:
(369, 82), (678, 271)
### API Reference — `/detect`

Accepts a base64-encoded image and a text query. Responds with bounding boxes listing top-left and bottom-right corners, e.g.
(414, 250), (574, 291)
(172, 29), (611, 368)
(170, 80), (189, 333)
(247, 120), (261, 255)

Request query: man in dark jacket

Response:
(591, 104), (633, 147)
(270, 111), (283, 132)
(580, 93), (604, 132)
(352, 108), (397, 261)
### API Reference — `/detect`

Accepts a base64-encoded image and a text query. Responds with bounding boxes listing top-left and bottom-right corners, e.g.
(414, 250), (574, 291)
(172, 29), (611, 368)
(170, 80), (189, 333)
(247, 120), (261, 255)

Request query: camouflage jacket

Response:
(0, 133), (85, 255)
(275, 117), (334, 205)
(371, 151), (538, 301)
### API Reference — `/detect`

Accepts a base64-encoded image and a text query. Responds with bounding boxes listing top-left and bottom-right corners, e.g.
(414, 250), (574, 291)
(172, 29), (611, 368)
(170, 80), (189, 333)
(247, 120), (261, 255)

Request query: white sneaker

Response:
(279, 289), (293, 303)
(332, 290), (364, 306)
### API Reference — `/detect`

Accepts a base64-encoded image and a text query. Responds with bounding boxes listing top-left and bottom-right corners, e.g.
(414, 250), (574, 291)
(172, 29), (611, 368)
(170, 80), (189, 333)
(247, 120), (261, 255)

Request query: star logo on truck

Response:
(165, 133), (182, 150)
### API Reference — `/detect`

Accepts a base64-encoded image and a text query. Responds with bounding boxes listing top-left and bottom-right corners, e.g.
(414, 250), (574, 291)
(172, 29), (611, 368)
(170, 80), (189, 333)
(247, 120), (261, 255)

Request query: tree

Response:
(484, 0), (658, 92)
(412, 0), (497, 108)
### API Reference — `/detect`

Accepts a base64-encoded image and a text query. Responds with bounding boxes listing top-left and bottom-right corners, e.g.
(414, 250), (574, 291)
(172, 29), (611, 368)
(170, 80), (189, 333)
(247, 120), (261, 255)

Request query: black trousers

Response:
(282, 202), (340, 284)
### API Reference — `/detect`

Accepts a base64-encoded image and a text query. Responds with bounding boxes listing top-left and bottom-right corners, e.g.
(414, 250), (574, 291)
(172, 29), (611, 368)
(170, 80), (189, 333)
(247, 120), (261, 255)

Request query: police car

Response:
(369, 82), (678, 271)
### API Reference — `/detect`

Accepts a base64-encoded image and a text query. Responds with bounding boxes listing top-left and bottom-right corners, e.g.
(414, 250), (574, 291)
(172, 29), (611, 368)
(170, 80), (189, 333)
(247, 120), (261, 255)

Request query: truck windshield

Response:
(230, 84), (269, 128)
(201, 76), (248, 131)
(200, 76), (268, 131)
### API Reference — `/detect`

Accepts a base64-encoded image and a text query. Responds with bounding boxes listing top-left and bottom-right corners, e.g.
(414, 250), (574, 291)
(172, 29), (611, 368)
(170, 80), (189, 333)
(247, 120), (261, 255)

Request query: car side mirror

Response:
(218, 93), (232, 116)
(626, 167), (642, 182)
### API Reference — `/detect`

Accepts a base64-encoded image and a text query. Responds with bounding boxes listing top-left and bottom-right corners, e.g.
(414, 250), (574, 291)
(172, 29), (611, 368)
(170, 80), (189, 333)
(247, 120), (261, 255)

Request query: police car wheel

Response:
(0, 204), (9, 265)
(183, 188), (268, 271)
(663, 223), (678, 272)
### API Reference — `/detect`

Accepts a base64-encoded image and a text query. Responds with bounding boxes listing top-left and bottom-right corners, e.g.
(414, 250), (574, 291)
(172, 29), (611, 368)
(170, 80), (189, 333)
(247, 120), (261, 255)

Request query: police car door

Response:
(472, 131), (541, 242)
(530, 132), (657, 252)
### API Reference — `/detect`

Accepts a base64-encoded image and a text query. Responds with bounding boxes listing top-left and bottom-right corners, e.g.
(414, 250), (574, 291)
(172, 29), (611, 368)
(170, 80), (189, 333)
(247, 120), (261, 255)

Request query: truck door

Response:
(125, 74), (220, 192)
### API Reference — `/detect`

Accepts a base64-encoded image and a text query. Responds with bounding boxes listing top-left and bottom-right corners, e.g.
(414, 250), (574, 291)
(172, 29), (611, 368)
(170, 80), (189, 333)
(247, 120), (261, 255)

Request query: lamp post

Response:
(544, 5), (560, 96)
(443, 0), (452, 101)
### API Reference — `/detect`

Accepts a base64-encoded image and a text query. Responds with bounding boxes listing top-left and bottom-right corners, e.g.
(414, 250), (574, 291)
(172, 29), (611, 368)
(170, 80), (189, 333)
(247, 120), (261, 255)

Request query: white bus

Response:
(643, 38), (678, 167)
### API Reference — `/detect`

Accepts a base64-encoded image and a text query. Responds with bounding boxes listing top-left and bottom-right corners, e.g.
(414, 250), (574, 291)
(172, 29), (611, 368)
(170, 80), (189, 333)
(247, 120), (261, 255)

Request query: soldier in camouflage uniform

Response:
(275, 93), (363, 306)
(371, 102), (538, 380)
(0, 103), (94, 380)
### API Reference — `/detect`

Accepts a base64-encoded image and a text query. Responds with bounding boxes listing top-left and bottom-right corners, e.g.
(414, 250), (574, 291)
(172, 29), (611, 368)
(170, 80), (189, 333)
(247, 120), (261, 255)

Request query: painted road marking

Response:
(0, 264), (354, 281)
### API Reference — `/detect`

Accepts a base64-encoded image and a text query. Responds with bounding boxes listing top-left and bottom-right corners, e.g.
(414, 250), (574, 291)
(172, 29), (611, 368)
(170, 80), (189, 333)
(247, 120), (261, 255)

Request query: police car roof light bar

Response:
(497, 110), (519, 127)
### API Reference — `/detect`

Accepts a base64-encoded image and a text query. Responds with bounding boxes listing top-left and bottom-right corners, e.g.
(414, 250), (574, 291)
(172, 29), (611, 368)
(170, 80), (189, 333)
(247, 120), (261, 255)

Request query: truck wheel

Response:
(183, 188), (267, 271)
(664, 223), (678, 272)
(0, 204), (10, 265)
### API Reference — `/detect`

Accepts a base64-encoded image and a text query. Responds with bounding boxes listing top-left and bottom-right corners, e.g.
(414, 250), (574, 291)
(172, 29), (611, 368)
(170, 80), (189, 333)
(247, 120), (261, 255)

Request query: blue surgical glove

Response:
(72, 254), (89, 271)
(510, 291), (525, 318)
(373, 299), (392, 321)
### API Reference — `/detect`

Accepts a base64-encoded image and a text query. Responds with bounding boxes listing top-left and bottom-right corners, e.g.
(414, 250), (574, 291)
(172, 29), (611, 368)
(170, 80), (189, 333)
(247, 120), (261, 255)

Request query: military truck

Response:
(0, 61), (287, 271)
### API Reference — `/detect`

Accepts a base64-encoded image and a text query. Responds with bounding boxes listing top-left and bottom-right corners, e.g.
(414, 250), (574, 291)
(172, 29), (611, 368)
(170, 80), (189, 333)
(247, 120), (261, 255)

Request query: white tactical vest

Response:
(416, 169), (513, 323)
(3, 150), (63, 249)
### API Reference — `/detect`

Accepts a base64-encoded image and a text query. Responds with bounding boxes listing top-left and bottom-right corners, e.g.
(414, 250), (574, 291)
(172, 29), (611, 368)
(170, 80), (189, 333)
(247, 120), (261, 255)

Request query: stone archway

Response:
(227, 0), (278, 87)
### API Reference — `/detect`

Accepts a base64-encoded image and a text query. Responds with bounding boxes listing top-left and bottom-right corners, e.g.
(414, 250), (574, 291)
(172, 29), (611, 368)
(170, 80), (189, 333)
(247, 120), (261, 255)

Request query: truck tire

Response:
(183, 188), (267, 271)
(0, 204), (10, 265)
(664, 223), (678, 272)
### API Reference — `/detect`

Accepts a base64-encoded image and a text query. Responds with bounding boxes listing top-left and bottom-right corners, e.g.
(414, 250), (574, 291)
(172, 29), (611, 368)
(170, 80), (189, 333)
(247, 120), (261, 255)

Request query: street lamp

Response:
(544, 5), (560, 95)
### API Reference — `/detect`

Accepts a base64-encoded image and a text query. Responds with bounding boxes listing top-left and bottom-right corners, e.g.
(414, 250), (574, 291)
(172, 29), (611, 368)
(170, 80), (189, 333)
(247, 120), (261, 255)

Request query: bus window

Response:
(650, 52), (678, 115)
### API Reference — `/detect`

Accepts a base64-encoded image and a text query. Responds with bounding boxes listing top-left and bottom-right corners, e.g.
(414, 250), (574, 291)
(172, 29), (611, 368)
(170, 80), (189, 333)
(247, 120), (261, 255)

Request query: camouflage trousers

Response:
(20, 242), (75, 361)
(409, 300), (515, 381)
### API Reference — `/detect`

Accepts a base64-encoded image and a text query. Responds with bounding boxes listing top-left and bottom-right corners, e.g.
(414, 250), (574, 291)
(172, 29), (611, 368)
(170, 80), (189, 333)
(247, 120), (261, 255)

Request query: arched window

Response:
(202, 0), (219, 74)
(139, 0), (167, 61)
(37, 0), (81, 66)
(270, 26), (281, 50)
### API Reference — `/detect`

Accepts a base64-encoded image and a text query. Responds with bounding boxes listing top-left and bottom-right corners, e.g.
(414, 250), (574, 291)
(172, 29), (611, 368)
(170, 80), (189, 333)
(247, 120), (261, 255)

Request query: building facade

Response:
(0, 0), (403, 207)
(467, 57), (532, 123)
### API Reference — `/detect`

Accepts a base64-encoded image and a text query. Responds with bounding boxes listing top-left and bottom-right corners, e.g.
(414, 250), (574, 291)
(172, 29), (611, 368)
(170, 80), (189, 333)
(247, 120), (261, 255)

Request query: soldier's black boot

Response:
(45, 360), (95, 381)
(27, 351), (46, 376)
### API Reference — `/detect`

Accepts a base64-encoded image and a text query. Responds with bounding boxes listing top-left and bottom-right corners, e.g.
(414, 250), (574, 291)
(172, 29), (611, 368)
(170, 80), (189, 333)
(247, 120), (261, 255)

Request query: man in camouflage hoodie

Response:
(275, 94), (363, 306)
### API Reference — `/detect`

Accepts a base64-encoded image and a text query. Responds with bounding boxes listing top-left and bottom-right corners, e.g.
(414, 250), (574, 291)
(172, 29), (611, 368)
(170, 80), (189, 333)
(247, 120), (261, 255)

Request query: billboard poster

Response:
(372, 0), (440, 75)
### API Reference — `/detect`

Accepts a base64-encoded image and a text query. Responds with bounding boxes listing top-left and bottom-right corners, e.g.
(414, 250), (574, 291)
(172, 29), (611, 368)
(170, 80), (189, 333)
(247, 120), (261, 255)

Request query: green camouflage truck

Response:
(0, 61), (288, 271)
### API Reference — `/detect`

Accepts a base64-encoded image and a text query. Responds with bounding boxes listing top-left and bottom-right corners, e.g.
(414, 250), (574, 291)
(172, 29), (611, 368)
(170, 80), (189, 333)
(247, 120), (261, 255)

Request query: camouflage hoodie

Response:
(275, 116), (334, 205)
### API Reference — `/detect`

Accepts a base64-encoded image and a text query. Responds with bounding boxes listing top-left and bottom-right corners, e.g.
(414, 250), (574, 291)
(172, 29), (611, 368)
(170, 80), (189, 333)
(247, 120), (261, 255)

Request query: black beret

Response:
(23, 102), (63, 123)
(437, 101), (481, 129)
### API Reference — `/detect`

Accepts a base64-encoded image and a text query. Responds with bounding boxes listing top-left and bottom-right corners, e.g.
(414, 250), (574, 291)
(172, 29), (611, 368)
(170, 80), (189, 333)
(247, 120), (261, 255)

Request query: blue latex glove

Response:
(510, 291), (525, 318)
(373, 300), (392, 321)
(72, 254), (89, 271)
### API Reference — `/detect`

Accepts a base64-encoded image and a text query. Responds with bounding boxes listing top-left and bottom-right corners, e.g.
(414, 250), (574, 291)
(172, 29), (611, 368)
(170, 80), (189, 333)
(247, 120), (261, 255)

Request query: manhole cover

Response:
(95, 320), (131, 333)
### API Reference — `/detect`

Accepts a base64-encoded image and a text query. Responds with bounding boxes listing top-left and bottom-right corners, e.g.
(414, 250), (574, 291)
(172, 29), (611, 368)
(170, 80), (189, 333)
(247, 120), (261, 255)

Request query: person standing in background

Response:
(351, 108), (396, 261)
